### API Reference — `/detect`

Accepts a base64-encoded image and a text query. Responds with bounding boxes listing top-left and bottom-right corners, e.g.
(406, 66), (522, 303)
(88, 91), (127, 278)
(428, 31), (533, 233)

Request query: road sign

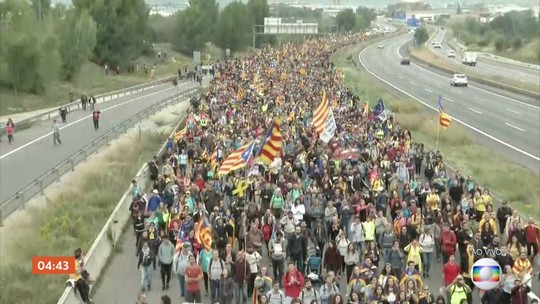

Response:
(407, 18), (420, 27)
(193, 51), (201, 64)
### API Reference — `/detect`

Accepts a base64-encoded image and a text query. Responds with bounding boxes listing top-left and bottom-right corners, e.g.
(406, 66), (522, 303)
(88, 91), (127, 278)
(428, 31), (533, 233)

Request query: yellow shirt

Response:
(426, 194), (440, 211)
(474, 197), (487, 212)
(69, 260), (81, 281)
(477, 218), (497, 233)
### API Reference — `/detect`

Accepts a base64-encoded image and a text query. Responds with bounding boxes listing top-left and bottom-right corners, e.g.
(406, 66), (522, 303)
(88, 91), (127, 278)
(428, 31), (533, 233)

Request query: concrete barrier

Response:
(56, 105), (190, 304)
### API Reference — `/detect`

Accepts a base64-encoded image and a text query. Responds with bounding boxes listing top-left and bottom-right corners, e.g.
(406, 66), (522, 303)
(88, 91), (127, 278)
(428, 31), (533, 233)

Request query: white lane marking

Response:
(359, 45), (540, 161)
(409, 81), (417, 85)
(0, 82), (193, 160)
(469, 107), (482, 114)
(505, 123), (526, 132)
(505, 108), (522, 115)
(398, 75), (404, 79)
(396, 38), (540, 110)
(444, 97), (455, 103)
(476, 97), (487, 103)
(424, 88), (433, 93)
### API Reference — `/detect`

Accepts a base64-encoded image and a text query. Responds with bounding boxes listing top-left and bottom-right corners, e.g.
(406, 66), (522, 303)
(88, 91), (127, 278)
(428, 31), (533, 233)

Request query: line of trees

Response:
(0, 0), (150, 95)
(0, 0), (377, 96)
(451, 10), (539, 52)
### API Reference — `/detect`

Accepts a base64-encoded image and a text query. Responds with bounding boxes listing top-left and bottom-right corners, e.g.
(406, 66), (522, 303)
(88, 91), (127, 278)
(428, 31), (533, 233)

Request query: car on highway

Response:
(378, 44), (384, 49)
(447, 50), (456, 58)
(400, 58), (411, 65)
(433, 42), (443, 49)
(451, 74), (468, 87)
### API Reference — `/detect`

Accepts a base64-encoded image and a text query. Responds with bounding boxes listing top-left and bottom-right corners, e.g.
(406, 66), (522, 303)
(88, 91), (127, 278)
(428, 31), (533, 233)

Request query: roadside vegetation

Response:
(0, 125), (169, 303)
(332, 45), (540, 220)
(0, 0), (376, 116)
(449, 10), (540, 64)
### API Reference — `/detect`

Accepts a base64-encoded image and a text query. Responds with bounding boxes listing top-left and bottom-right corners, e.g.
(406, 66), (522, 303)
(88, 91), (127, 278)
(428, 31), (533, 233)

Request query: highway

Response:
(428, 29), (540, 87)
(0, 81), (201, 205)
(360, 34), (540, 174)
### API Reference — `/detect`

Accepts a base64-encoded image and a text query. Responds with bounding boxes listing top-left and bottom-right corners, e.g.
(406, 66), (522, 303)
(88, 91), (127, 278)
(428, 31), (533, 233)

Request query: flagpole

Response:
(435, 117), (441, 151)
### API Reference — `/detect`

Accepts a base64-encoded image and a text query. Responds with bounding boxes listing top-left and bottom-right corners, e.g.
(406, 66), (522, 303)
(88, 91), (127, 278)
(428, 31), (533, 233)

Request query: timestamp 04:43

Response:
(32, 256), (76, 275)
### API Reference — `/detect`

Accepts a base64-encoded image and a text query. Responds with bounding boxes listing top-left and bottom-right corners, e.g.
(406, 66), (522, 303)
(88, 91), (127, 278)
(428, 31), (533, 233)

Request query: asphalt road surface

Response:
(93, 228), (540, 304)
(360, 34), (540, 174)
(0, 80), (200, 204)
(428, 29), (540, 87)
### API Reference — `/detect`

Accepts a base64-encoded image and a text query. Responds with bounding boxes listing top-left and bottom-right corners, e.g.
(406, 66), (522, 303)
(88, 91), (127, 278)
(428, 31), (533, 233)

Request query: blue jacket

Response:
(147, 195), (162, 212)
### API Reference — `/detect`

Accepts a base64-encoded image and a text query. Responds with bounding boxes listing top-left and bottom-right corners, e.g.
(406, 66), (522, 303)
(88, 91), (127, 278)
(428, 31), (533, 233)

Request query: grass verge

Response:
(0, 131), (168, 304)
(332, 44), (540, 220)
(408, 46), (540, 94)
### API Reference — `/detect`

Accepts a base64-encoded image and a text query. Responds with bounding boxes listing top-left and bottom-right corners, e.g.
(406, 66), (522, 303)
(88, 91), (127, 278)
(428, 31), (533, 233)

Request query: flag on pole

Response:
(312, 89), (330, 135)
(173, 127), (187, 142)
(320, 103), (337, 144)
(217, 141), (255, 175)
(373, 98), (388, 122)
(195, 213), (213, 251)
(438, 95), (451, 129)
(257, 119), (283, 165)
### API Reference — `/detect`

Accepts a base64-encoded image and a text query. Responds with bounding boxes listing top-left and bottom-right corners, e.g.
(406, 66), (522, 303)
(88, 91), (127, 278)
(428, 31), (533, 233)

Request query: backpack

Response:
(208, 258), (225, 272)
(268, 292), (283, 304)
(301, 288), (319, 303)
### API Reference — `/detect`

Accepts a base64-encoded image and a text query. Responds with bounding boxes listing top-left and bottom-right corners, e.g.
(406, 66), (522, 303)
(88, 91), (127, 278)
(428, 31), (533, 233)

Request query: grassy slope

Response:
(332, 45), (540, 219)
(0, 131), (167, 304)
(0, 43), (192, 116)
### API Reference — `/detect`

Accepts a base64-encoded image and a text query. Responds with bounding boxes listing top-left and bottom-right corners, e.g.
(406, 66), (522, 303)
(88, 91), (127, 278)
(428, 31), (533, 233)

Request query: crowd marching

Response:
(68, 33), (540, 304)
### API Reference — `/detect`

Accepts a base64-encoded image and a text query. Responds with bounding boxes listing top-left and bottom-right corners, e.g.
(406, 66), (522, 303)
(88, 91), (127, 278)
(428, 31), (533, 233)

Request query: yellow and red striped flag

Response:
(276, 95), (284, 107)
(312, 89), (330, 135)
(257, 119), (283, 165)
(195, 213), (213, 251)
(217, 141), (255, 176)
(237, 87), (244, 101)
(173, 127), (187, 142)
(438, 96), (451, 129)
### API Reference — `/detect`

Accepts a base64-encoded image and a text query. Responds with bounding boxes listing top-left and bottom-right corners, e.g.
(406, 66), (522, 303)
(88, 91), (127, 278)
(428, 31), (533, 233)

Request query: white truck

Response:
(461, 52), (477, 66)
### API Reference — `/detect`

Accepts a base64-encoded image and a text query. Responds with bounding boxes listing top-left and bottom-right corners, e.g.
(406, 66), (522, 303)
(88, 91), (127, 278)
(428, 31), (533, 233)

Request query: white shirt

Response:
(291, 204), (305, 221)
(419, 233), (434, 253)
(245, 251), (262, 274)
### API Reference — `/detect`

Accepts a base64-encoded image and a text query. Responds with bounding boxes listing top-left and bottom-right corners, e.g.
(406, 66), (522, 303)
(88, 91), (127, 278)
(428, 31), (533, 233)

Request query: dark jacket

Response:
(218, 276), (234, 304)
(232, 259), (250, 283)
(137, 250), (156, 269)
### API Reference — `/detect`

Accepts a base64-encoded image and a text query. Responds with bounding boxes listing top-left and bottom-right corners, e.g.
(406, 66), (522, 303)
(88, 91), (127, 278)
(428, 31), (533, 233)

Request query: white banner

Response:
(320, 107), (337, 143)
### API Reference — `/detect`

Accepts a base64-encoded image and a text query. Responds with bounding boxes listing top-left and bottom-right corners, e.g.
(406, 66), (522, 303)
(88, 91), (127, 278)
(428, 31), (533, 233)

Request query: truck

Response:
(461, 52), (477, 66)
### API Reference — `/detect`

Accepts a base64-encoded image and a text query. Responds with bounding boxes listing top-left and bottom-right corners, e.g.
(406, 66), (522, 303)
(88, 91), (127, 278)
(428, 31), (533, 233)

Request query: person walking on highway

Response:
(137, 241), (156, 292)
(158, 238), (175, 291)
(92, 109), (101, 130)
(53, 119), (62, 145)
(89, 95), (96, 111)
(6, 118), (15, 144)
(59, 107), (67, 123)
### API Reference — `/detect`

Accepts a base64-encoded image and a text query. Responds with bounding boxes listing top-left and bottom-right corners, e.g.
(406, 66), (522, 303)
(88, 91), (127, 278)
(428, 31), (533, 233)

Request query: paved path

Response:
(359, 34), (540, 174)
(0, 81), (200, 204)
(93, 225), (540, 303)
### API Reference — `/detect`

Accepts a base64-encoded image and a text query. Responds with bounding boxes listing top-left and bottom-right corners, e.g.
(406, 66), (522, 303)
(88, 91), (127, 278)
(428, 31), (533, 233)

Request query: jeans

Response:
(382, 248), (392, 262)
(422, 252), (432, 275)
(210, 279), (220, 301)
(53, 132), (61, 145)
(140, 266), (153, 290)
(160, 262), (172, 285)
(272, 259), (284, 286)
(290, 253), (304, 274)
(234, 281), (248, 304)
(178, 273), (186, 296)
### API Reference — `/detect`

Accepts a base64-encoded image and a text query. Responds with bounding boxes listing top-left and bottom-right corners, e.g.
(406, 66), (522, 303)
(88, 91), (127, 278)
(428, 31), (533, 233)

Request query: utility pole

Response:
(39, 0), (42, 21)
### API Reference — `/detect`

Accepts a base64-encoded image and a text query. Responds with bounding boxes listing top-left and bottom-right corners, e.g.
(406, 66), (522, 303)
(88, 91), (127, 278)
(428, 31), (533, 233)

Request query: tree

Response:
(30, 0), (50, 21)
(171, 0), (218, 56)
(1, 0), (60, 94)
(355, 7), (377, 30)
(414, 27), (429, 46)
(57, 9), (97, 81)
(248, 0), (269, 26)
(214, 2), (252, 53)
(336, 9), (356, 33)
(73, 0), (151, 68)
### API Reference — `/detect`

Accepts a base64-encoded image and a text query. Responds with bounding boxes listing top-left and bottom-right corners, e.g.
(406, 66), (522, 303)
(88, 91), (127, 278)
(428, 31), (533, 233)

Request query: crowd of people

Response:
(122, 32), (540, 304)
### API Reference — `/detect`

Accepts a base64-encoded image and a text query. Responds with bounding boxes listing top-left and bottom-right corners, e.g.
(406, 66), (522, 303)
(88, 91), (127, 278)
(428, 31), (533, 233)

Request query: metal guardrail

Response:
(56, 93), (192, 304)
(0, 75), (176, 133)
(0, 87), (199, 222)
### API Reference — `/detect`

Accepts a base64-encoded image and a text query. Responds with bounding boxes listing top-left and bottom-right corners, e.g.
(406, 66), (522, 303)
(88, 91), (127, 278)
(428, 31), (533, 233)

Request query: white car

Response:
(447, 50), (456, 58)
(378, 44), (384, 49)
(451, 74), (468, 87)
(433, 43), (443, 49)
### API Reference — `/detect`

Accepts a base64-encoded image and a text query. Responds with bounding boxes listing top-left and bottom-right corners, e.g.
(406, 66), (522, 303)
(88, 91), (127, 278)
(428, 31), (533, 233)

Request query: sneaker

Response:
(162, 285), (166, 291)
(165, 283), (169, 290)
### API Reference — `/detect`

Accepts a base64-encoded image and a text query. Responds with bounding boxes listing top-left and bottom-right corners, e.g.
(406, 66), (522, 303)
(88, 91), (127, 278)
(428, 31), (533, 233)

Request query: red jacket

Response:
(441, 230), (457, 255)
(283, 270), (304, 297)
(524, 224), (540, 243)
